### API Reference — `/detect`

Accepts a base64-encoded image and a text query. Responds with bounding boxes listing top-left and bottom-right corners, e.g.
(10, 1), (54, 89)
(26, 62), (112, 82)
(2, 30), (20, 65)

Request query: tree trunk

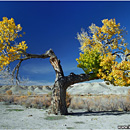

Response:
(46, 50), (99, 115)
(51, 81), (68, 115)
(48, 50), (68, 115)
(59, 86), (68, 115)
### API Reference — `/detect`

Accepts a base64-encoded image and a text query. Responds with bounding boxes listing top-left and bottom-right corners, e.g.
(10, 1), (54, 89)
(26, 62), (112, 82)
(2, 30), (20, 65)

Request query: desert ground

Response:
(0, 102), (130, 129)
(0, 82), (130, 129)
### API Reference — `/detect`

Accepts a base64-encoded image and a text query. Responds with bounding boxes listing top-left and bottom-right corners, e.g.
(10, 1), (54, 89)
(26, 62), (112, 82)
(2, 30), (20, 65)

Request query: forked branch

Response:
(13, 49), (64, 84)
(12, 59), (23, 84)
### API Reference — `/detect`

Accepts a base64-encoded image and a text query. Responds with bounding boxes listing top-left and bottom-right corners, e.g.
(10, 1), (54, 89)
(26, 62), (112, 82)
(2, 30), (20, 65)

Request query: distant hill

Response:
(67, 82), (130, 95)
(0, 82), (130, 95)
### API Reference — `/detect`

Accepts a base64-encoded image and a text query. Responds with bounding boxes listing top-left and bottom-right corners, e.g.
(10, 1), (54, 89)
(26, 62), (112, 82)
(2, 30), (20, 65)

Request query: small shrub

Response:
(47, 92), (52, 97)
(70, 97), (84, 109)
(6, 90), (12, 95)
(126, 90), (130, 111)
(2, 95), (14, 104)
(84, 98), (93, 112)
(128, 89), (130, 95)
(66, 127), (75, 129)
(14, 96), (28, 105)
(44, 116), (67, 120)
(27, 91), (32, 96)
(0, 95), (2, 101)
(6, 109), (24, 111)
(66, 92), (71, 108)
(74, 121), (85, 124)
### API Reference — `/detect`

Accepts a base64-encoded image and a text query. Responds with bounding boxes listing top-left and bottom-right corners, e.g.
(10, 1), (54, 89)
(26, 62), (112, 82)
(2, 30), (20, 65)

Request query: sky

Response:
(0, 1), (130, 85)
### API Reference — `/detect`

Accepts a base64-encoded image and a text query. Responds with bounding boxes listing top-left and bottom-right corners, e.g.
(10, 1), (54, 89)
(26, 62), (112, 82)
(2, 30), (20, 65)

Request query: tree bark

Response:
(14, 49), (99, 115)
(51, 80), (68, 115)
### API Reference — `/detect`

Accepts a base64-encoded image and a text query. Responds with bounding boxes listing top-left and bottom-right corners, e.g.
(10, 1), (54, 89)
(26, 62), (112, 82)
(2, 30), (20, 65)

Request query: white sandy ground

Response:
(1, 82), (130, 130)
(0, 102), (130, 130)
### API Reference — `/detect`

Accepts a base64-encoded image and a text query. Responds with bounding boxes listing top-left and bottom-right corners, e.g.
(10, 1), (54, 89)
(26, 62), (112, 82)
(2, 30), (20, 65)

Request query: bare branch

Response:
(12, 59), (23, 84)
(112, 51), (126, 61)
(104, 39), (114, 46)
(112, 51), (124, 55)
(11, 49), (65, 84)
(126, 53), (130, 59)
(17, 49), (52, 59)
(65, 73), (99, 88)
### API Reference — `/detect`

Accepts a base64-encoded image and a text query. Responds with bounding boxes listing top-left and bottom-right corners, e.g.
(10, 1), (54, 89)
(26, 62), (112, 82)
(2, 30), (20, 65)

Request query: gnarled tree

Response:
(0, 17), (130, 115)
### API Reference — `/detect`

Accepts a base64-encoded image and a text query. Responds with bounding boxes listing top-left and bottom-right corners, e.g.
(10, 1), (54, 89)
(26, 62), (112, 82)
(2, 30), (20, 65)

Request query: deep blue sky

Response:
(0, 1), (130, 85)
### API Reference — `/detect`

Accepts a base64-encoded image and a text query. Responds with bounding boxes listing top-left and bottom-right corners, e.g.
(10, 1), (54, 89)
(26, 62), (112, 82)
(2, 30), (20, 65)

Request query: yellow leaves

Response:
(100, 52), (116, 70)
(101, 25), (107, 33)
(102, 19), (109, 24)
(2, 17), (8, 23)
(80, 38), (92, 52)
(101, 19), (121, 39)
(17, 41), (28, 51)
(124, 43), (128, 47)
(97, 52), (125, 84)
(20, 34), (22, 37)
(124, 48), (130, 56)
(77, 18), (130, 86)
(108, 34), (112, 39)
(0, 17), (28, 70)
(102, 18), (119, 28)
(96, 73), (100, 78)
(80, 42), (87, 51)
(17, 24), (22, 31)
(0, 43), (5, 52)
(127, 79), (130, 84)
(102, 60), (130, 86)
(78, 18), (125, 56)
(10, 18), (14, 23)
(89, 24), (99, 34)
(5, 41), (28, 62)
(0, 54), (10, 70)
(76, 48), (101, 75)
(9, 47), (17, 53)
(0, 17), (23, 44)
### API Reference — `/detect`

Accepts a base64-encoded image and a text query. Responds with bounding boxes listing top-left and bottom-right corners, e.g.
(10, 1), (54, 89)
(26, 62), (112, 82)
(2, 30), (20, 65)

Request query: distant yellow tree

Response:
(76, 18), (130, 86)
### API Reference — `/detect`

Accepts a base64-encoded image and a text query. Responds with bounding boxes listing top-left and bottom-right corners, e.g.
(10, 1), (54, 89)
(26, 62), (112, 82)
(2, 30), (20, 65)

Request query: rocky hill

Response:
(0, 82), (130, 95)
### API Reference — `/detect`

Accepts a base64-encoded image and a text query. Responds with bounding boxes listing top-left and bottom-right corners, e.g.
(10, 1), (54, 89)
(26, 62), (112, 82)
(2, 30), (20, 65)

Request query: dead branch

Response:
(12, 59), (23, 84)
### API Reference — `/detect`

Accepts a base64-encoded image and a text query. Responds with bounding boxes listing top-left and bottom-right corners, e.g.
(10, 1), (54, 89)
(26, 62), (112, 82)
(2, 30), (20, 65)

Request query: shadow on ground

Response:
(67, 111), (130, 116)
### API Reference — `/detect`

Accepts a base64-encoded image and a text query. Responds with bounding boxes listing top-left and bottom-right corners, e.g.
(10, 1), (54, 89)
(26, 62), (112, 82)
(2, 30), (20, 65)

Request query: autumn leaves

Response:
(0, 17), (28, 70)
(77, 19), (130, 86)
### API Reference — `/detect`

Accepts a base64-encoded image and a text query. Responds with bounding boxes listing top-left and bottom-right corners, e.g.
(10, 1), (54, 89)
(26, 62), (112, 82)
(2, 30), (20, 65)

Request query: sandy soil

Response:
(0, 102), (130, 130)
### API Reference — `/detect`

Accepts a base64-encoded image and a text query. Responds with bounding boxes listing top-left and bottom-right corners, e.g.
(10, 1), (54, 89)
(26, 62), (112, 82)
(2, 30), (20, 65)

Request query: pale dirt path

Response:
(0, 102), (130, 129)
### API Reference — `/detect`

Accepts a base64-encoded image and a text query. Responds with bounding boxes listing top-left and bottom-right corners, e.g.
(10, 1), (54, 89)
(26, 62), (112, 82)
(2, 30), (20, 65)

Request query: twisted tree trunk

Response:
(49, 51), (68, 115)
(48, 49), (99, 115)
(14, 49), (99, 115)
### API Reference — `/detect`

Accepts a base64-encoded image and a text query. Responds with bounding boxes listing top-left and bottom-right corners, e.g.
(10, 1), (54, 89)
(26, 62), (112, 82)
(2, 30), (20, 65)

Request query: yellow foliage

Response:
(77, 18), (130, 86)
(0, 17), (28, 70)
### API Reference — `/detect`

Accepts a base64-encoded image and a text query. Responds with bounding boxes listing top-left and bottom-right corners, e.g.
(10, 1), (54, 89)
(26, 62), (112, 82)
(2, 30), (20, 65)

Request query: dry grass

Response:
(0, 94), (51, 109)
(0, 92), (71, 109)
(69, 91), (130, 112)
(0, 89), (130, 112)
